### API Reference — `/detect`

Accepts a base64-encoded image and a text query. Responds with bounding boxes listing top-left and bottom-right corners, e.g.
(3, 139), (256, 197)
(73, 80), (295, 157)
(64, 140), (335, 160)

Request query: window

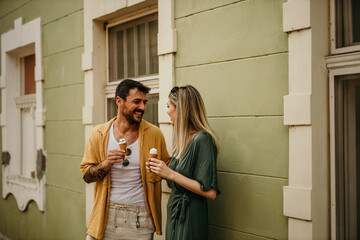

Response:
(1, 17), (45, 211)
(334, 75), (360, 239)
(108, 13), (158, 82)
(334, 0), (360, 49)
(17, 54), (37, 177)
(24, 54), (36, 95)
(106, 13), (159, 126)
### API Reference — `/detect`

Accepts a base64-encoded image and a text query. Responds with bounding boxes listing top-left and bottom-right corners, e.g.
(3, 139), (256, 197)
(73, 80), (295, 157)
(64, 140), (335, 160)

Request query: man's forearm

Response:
(83, 162), (109, 183)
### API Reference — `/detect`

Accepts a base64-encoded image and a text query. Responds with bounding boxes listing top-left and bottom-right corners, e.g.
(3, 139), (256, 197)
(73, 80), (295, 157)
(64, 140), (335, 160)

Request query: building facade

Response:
(1, 0), (359, 239)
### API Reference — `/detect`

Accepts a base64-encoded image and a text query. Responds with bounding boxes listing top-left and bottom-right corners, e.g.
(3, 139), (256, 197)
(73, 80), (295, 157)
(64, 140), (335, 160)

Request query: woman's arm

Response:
(171, 170), (217, 199)
(147, 158), (217, 200)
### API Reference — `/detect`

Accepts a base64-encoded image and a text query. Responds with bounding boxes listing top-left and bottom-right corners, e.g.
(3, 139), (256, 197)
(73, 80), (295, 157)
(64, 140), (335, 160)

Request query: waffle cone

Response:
(149, 153), (157, 159)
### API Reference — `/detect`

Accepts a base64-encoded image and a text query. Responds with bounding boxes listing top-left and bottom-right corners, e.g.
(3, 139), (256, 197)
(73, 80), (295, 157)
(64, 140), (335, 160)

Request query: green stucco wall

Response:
(0, 0), (86, 239)
(174, 0), (289, 239)
(0, 0), (289, 239)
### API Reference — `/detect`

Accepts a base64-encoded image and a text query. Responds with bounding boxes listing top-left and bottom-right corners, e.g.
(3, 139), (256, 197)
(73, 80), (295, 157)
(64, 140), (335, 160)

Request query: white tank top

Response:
(108, 123), (145, 206)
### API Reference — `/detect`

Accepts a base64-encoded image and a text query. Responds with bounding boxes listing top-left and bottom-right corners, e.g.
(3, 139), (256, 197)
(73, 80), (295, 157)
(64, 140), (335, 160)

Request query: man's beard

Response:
(122, 109), (144, 124)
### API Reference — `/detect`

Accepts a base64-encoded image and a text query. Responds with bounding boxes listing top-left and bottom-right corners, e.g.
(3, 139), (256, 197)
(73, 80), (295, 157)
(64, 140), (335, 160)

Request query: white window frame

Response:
(0, 17), (45, 211)
(329, 1), (360, 235)
(330, 0), (360, 54)
(327, 51), (360, 239)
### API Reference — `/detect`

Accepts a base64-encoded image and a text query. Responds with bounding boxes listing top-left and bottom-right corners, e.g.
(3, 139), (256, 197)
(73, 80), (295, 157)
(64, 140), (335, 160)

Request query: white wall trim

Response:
(1, 17), (45, 211)
(326, 52), (360, 70)
(284, 93), (312, 126)
(283, 0), (310, 33)
(158, 0), (175, 204)
(158, 29), (177, 56)
(283, 0), (330, 239)
(283, 186), (312, 220)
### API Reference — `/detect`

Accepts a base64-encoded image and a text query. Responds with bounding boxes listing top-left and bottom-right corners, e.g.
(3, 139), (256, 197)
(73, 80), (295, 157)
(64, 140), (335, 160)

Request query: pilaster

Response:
(283, 0), (330, 238)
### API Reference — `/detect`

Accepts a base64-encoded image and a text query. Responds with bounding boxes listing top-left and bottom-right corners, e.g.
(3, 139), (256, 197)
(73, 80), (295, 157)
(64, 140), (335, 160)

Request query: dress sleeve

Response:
(192, 132), (221, 194)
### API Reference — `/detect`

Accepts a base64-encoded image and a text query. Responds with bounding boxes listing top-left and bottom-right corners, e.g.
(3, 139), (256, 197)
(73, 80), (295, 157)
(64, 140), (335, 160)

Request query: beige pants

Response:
(87, 202), (154, 240)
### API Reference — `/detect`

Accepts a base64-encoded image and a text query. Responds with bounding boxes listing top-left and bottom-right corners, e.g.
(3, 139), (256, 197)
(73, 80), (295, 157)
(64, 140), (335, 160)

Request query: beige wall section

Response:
(157, 0), (176, 239)
(83, 0), (106, 223)
(283, 0), (330, 239)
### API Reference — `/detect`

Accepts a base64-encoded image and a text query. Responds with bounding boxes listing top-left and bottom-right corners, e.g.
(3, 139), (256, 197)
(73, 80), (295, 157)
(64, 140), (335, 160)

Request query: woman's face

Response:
(167, 99), (176, 125)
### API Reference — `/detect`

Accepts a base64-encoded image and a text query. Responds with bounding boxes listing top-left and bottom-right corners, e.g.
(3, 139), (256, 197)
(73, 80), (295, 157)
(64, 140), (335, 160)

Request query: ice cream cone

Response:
(148, 148), (158, 172)
(149, 148), (157, 159)
(119, 138), (129, 167)
(119, 138), (127, 150)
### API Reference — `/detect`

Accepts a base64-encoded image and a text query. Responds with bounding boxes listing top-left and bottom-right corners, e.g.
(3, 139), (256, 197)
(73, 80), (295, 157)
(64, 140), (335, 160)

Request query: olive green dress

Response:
(165, 131), (220, 240)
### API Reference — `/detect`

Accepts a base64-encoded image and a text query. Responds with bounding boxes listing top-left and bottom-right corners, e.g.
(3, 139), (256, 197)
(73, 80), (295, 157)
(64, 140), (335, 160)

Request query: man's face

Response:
(117, 88), (148, 124)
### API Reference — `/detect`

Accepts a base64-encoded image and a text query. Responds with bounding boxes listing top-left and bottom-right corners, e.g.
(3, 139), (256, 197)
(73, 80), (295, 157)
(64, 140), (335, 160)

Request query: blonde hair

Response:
(168, 85), (220, 159)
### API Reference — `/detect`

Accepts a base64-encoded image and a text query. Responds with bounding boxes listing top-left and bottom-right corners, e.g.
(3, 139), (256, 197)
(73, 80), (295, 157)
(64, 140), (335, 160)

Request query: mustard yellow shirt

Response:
(80, 118), (170, 239)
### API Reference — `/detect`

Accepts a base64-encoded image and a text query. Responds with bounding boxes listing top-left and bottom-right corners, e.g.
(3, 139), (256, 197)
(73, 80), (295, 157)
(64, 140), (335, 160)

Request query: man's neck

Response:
(113, 116), (140, 145)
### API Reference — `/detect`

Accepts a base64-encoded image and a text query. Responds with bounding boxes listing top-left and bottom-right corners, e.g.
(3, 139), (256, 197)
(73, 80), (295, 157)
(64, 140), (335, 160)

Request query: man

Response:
(80, 79), (170, 240)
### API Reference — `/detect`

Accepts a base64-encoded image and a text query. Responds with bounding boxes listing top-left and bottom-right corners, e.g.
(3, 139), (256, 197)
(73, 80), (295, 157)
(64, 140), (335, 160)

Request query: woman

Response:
(146, 85), (220, 240)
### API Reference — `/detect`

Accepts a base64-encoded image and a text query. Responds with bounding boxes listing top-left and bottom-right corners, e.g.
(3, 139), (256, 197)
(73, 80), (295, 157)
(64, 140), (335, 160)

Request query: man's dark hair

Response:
(115, 79), (150, 100)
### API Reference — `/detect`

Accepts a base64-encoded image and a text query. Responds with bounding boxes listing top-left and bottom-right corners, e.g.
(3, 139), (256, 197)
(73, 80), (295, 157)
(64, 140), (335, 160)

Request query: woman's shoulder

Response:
(193, 131), (214, 144)
(191, 131), (218, 155)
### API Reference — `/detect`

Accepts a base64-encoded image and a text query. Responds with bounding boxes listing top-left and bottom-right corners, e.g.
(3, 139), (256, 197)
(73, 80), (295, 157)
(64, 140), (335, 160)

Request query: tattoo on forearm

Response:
(83, 163), (108, 183)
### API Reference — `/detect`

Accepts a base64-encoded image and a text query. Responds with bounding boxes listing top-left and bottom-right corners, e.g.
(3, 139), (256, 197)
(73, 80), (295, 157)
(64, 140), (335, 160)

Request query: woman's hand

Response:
(147, 158), (175, 179)
(146, 158), (218, 199)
